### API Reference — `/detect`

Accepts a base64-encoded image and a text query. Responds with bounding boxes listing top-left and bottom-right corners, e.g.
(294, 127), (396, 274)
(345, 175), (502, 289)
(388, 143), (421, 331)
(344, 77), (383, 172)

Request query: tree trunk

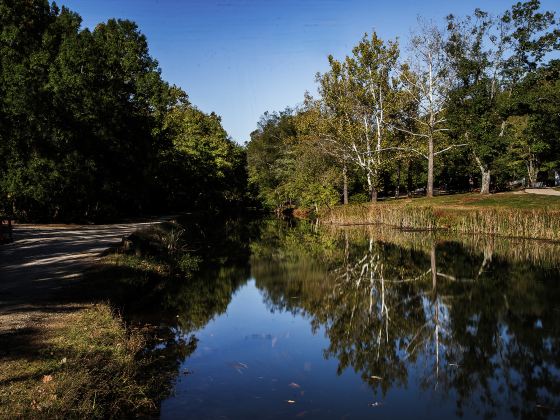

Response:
(343, 165), (349, 205)
(474, 154), (491, 195)
(395, 162), (401, 199)
(427, 136), (434, 197)
(407, 160), (413, 197)
(481, 169), (491, 194)
(526, 157), (538, 187)
(371, 187), (378, 203)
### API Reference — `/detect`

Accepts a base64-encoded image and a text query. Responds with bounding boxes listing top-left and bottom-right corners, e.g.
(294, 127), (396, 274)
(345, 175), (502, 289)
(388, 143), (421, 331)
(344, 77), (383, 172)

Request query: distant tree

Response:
(397, 20), (463, 197)
(445, 1), (559, 194)
(247, 110), (298, 211)
(316, 33), (400, 202)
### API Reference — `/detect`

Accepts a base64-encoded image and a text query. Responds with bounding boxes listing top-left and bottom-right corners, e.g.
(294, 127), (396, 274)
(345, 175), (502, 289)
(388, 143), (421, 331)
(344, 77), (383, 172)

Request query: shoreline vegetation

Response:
(0, 304), (161, 419)
(321, 192), (560, 241)
(0, 221), (200, 418)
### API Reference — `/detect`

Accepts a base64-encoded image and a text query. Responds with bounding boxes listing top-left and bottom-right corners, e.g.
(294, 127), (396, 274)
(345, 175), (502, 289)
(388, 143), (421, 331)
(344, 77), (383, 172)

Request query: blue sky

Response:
(61, 0), (558, 143)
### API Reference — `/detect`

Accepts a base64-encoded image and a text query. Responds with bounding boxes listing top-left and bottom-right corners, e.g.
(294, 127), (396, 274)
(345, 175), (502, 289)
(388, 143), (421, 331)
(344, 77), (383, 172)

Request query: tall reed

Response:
(322, 204), (560, 241)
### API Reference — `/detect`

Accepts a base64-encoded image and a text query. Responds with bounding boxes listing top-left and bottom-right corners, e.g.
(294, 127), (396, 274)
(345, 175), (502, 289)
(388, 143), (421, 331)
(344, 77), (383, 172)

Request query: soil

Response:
(0, 222), (156, 334)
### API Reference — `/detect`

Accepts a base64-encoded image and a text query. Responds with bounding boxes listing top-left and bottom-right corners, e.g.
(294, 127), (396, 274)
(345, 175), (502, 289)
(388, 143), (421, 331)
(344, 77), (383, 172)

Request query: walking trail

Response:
(524, 188), (560, 196)
(0, 222), (155, 333)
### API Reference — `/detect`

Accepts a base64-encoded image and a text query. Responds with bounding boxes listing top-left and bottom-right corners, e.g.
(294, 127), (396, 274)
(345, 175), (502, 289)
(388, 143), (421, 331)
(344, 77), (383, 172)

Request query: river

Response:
(146, 218), (560, 419)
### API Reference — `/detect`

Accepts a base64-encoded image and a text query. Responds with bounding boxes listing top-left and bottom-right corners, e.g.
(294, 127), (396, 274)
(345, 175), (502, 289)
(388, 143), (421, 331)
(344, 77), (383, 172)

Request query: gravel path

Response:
(0, 222), (156, 332)
(524, 188), (560, 196)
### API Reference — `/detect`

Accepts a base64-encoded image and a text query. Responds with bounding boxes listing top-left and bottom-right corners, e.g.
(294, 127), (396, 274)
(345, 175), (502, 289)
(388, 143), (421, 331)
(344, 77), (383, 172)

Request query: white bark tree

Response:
(395, 20), (465, 197)
(316, 33), (400, 202)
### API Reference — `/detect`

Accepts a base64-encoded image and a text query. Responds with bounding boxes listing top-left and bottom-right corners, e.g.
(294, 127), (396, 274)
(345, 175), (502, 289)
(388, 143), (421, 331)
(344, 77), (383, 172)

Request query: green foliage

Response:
(0, 1), (247, 222)
(348, 193), (369, 204)
(247, 0), (560, 205)
(247, 109), (341, 212)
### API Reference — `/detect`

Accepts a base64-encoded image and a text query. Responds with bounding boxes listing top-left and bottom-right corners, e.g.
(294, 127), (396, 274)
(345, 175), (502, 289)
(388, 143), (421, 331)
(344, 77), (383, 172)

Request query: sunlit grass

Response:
(0, 305), (156, 418)
(323, 193), (560, 240)
(397, 192), (560, 209)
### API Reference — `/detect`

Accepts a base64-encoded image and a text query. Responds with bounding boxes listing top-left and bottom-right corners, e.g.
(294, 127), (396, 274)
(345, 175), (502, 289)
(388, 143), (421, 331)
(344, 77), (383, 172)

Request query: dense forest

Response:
(2, 1), (560, 222)
(0, 0), (247, 222)
(247, 0), (560, 211)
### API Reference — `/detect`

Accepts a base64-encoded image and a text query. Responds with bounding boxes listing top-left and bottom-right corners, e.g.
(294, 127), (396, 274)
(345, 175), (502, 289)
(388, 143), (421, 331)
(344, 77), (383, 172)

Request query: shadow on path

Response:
(0, 222), (157, 330)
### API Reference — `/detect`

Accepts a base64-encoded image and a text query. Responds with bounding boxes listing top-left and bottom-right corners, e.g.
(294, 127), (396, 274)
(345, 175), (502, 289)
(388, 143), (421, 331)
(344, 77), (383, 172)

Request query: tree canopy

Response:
(0, 0), (247, 222)
(247, 0), (560, 211)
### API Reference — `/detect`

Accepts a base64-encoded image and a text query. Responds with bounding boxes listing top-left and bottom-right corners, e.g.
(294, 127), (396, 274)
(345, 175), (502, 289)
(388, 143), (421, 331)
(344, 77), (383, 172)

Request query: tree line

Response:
(0, 0), (247, 222)
(247, 0), (560, 211)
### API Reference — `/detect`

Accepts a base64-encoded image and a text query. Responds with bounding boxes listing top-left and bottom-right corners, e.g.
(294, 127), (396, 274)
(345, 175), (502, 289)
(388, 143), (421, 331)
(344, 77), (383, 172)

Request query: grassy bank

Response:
(0, 222), (199, 419)
(0, 305), (160, 419)
(322, 193), (560, 241)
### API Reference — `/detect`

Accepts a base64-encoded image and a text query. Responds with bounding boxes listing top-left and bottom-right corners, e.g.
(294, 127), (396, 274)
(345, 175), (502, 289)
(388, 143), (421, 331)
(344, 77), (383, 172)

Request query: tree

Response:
(445, 10), (506, 194)
(162, 96), (247, 210)
(316, 33), (400, 202)
(397, 20), (463, 197)
(445, 1), (559, 194)
(247, 108), (340, 213)
(247, 110), (299, 211)
(506, 60), (560, 185)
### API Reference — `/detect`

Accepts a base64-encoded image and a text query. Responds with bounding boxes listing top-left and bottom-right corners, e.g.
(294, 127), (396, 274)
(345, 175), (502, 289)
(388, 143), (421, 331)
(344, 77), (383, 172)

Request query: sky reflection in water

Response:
(161, 221), (560, 419)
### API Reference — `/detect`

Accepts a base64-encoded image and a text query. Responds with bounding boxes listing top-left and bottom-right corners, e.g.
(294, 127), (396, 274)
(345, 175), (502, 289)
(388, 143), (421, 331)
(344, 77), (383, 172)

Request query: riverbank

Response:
(0, 304), (161, 418)
(322, 192), (560, 241)
(0, 222), (184, 418)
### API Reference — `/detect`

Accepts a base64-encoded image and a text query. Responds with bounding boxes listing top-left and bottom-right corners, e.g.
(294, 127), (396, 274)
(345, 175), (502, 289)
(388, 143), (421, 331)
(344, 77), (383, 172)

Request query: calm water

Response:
(156, 220), (560, 419)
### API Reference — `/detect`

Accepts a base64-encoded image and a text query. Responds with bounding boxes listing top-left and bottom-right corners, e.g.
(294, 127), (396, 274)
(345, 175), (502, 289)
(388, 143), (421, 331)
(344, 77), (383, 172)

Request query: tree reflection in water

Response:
(251, 220), (560, 419)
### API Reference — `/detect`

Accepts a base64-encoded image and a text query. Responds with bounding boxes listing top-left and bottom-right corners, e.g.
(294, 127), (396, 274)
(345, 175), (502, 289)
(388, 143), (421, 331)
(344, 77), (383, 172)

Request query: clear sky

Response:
(61, 0), (558, 144)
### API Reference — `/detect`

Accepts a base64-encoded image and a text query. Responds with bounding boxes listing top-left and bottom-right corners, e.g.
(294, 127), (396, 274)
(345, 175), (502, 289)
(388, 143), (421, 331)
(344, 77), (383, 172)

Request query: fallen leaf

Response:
(42, 375), (53, 383)
(370, 375), (383, 380)
(286, 400), (296, 404)
(289, 382), (301, 389)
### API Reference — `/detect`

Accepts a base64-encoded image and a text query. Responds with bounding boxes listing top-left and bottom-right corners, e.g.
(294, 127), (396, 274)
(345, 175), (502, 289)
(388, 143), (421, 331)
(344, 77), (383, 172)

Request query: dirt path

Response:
(0, 222), (156, 332)
(524, 188), (560, 196)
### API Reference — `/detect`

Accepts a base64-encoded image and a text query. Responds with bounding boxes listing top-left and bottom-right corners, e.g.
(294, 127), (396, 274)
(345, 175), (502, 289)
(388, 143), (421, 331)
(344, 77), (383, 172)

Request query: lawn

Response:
(403, 192), (560, 210)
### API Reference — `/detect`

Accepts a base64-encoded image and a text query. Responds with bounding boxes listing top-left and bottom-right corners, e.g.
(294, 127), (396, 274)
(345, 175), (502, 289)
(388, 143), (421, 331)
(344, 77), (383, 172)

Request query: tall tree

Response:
(397, 20), (462, 197)
(445, 1), (559, 194)
(316, 33), (400, 202)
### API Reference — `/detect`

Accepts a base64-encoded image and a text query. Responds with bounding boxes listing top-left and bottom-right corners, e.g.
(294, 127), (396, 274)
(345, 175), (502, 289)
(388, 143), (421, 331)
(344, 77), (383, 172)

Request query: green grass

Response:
(0, 305), (160, 419)
(394, 192), (560, 210)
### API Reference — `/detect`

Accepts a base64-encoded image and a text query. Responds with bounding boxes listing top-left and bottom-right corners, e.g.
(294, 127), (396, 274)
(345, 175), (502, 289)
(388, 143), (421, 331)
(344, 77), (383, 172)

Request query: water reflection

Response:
(249, 220), (560, 419)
